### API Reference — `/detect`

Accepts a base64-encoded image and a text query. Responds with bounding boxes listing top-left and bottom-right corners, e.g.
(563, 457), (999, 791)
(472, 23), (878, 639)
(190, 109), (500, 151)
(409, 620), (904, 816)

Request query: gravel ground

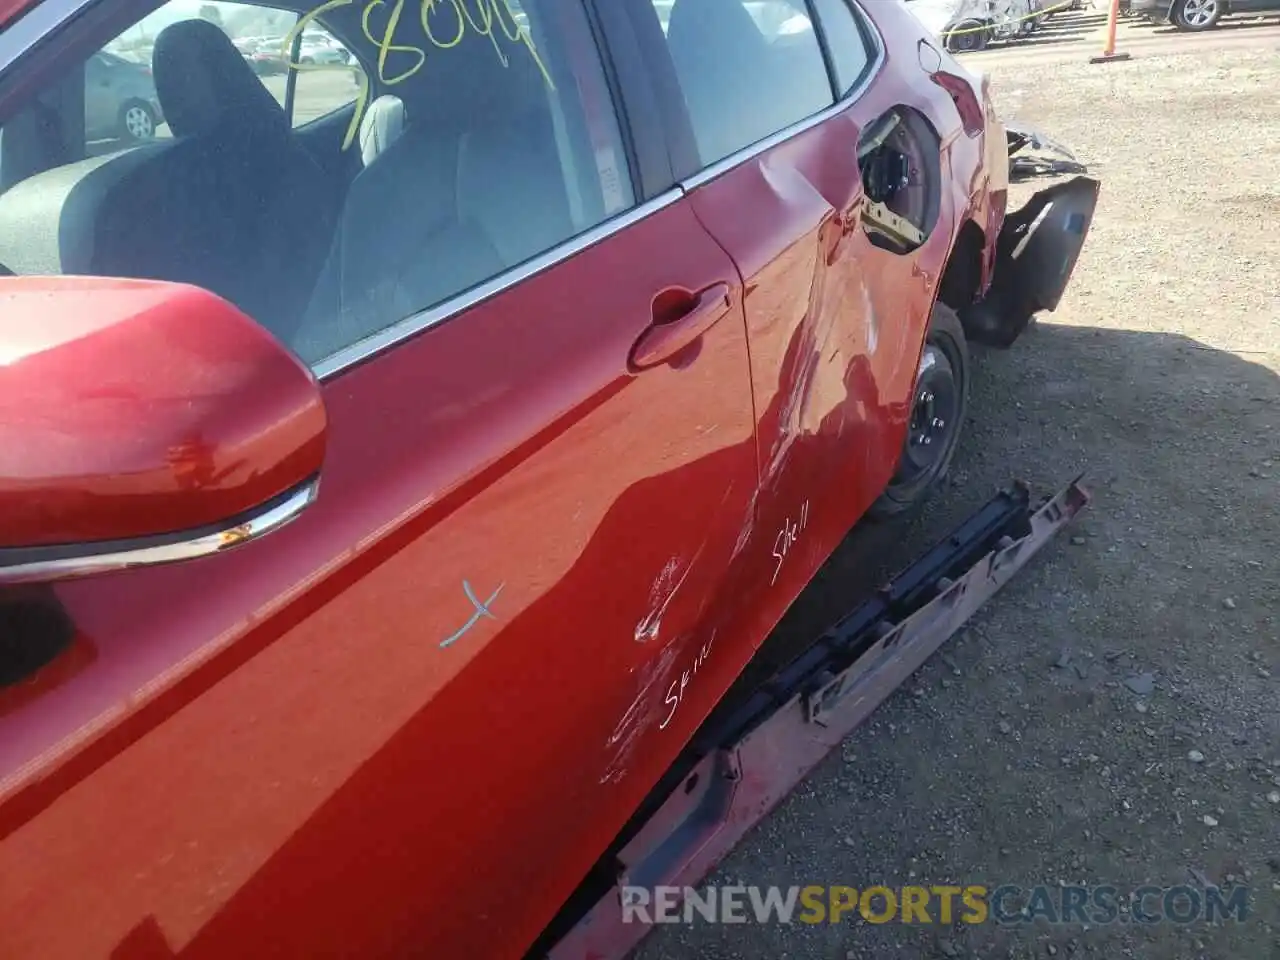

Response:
(637, 47), (1280, 960)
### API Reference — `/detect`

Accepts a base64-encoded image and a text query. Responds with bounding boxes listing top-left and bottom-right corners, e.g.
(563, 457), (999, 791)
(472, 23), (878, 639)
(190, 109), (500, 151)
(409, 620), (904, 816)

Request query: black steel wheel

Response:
(870, 302), (970, 519)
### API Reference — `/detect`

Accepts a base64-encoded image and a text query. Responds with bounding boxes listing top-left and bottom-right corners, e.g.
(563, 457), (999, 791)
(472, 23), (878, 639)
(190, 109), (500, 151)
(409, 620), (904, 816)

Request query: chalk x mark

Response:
(440, 580), (505, 649)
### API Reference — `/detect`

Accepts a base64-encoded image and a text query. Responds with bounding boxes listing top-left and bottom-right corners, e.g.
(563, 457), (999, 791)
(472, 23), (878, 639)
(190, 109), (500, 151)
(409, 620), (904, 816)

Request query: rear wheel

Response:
(869, 303), (970, 519)
(1173, 0), (1222, 29)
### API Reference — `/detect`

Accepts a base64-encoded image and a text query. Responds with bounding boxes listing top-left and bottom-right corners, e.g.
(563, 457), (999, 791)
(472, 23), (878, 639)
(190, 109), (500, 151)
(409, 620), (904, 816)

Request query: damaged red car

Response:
(0, 0), (1096, 956)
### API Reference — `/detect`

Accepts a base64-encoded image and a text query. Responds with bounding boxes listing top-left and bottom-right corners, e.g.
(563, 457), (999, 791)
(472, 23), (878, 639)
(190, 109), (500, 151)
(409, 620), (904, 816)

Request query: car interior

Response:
(0, 0), (847, 367)
(0, 0), (613, 365)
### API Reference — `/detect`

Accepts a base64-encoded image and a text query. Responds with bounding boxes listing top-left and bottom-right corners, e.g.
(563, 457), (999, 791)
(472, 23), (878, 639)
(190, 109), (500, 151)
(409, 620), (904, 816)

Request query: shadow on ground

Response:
(646, 318), (1279, 959)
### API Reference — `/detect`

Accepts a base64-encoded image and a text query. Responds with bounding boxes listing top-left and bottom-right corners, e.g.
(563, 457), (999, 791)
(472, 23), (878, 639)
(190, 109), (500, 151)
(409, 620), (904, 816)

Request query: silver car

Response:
(85, 50), (164, 142)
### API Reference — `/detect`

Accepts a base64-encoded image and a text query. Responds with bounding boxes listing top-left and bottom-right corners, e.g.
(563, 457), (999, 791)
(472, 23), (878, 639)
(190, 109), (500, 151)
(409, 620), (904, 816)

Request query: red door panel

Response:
(686, 85), (962, 640)
(0, 200), (758, 959)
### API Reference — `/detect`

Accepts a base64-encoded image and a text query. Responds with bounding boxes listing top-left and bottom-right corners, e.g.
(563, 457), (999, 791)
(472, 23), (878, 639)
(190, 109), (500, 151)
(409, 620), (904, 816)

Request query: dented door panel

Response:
(682, 97), (961, 671)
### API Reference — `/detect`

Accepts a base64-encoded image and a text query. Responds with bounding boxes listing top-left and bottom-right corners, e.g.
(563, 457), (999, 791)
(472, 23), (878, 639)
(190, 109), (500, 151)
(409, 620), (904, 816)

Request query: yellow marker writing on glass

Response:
(282, 0), (555, 152)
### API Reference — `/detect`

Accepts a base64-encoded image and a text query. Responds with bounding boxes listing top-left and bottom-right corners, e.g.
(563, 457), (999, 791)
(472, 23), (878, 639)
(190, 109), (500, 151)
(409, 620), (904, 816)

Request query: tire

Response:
(943, 20), (991, 52)
(1173, 0), (1222, 29)
(869, 303), (971, 520)
(117, 99), (156, 142)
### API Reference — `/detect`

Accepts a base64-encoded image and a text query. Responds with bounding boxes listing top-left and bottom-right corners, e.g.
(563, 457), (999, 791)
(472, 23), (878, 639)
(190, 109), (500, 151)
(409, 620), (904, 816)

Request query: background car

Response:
(84, 49), (163, 141)
(1130, 0), (1279, 28)
(245, 40), (290, 75)
(297, 34), (351, 63)
(904, 0), (1046, 52)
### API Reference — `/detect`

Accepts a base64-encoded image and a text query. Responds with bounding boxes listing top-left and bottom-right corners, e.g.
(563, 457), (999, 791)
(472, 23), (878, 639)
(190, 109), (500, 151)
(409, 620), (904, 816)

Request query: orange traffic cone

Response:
(1090, 0), (1132, 61)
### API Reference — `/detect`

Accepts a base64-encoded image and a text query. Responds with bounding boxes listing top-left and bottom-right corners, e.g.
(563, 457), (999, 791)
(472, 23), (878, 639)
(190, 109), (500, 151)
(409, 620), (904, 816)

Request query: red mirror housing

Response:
(0, 277), (326, 578)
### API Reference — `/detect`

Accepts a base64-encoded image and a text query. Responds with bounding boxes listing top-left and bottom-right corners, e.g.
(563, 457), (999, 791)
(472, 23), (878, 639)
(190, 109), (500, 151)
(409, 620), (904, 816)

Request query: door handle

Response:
(629, 282), (733, 371)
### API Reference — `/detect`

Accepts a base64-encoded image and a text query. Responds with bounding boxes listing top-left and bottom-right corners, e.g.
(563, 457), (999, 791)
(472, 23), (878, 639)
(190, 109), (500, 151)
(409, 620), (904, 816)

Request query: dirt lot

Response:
(638, 45), (1280, 960)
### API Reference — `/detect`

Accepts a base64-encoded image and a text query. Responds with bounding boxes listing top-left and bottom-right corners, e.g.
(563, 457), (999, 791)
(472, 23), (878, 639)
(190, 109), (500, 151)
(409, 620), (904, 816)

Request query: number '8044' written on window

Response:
(282, 0), (554, 151)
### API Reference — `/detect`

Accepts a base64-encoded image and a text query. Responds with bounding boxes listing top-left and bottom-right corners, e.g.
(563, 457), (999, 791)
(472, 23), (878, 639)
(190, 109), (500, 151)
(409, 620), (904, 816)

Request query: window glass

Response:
(108, 4), (366, 132)
(648, 0), (834, 167)
(288, 23), (367, 128)
(808, 0), (875, 94)
(0, 0), (633, 367)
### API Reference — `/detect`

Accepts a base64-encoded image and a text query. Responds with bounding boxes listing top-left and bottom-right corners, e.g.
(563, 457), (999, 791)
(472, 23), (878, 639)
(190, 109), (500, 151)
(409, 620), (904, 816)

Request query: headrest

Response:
(358, 95), (406, 167)
(153, 19), (287, 137)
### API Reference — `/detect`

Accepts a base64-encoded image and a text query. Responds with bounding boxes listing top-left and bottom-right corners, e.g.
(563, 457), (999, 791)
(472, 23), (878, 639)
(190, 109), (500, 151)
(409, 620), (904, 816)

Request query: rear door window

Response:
(643, 0), (835, 167)
(808, 0), (877, 94)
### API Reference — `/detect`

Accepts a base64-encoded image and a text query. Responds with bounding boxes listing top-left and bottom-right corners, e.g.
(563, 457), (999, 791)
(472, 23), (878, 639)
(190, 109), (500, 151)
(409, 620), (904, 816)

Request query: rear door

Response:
(625, 0), (961, 630)
(0, 3), (757, 958)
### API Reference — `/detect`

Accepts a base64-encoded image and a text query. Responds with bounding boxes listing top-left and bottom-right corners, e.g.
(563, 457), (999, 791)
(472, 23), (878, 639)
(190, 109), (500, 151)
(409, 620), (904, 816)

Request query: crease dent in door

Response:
(693, 156), (853, 493)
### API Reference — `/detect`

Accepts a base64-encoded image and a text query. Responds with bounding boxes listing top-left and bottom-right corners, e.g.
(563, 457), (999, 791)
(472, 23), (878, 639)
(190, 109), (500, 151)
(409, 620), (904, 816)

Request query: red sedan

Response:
(0, 0), (1096, 957)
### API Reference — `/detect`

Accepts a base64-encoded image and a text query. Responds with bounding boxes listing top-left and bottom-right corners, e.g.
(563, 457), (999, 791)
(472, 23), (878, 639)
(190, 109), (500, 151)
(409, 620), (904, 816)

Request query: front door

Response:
(0, 3), (757, 958)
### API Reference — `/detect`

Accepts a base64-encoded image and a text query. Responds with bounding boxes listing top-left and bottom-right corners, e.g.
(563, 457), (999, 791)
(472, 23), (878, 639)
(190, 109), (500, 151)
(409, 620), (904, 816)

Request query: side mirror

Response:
(0, 277), (326, 584)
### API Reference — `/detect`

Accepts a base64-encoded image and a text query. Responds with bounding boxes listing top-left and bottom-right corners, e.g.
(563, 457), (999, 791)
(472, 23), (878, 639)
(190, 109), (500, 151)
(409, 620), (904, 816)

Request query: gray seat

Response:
(291, 32), (575, 364)
(148, 19), (337, 332)
(0, 19), (336, 337)
(358, 95), (406, 168)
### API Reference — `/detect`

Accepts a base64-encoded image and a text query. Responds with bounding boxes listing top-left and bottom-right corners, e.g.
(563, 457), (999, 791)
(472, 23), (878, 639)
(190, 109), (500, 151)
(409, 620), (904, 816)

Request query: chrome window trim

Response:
(0, 477), (319, 585)
(311, 188), (683, 380)
(680, 0), (886, 192)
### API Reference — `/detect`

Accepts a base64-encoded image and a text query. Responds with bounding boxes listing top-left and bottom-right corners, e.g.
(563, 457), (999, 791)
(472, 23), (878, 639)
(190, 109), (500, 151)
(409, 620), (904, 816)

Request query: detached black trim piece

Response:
(697, 481), (1036, 749)
(963, 175), (1100, 348)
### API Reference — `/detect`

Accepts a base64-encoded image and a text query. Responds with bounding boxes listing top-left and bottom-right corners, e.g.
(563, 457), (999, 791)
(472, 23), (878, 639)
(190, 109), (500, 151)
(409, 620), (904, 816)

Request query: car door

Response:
(0, 3), (757, 959)
(625, 0), (961, 634)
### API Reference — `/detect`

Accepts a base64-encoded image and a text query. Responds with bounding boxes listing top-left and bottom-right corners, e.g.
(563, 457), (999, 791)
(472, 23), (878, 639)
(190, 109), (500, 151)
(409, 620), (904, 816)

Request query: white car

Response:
(904, 0), (1045, 52)
(297, 36), (349, 65)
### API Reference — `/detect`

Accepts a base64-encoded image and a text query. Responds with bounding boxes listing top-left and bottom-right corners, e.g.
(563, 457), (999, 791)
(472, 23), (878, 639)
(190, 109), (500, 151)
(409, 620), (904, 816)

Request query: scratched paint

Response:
(600, 635), (682, 785)
(761, 293), (846, 486)
(863, 280), (879, 356)
(633, 557), (687, 643)
(439, 580), (504, 649)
